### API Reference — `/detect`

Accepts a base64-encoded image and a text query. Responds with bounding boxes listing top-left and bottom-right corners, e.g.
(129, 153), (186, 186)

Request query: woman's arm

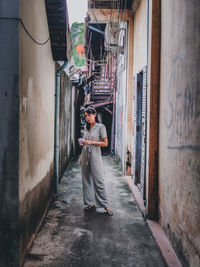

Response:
(83, 137), (108, 147)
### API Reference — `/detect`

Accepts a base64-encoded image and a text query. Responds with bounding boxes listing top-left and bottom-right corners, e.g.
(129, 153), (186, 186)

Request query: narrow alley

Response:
(23, 156), (166, 267)
(1, 0), (199, 266)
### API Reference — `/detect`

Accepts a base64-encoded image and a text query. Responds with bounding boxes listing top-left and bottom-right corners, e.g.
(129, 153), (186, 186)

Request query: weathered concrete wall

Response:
(0, 1), (19, 266)
(71, 86), (76, 154)
(19, 0), (55, 264)
(145, 0), (152, 217)
(126, 0), (147, 174)
(126, 17), (134, 173)
(128, 0), (147, 177)
(115, 22), (128, 173)
(88, 8), (131, 23)
(88, 8), (134, 172)
(59, 71), (74, 177)
(133, 0), (147, 75)
(159, 0), (200, 266)
(145, 0), (160, 219)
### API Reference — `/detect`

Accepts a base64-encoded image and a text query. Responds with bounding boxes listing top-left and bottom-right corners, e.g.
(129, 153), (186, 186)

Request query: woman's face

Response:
(85, 112), (96, 124)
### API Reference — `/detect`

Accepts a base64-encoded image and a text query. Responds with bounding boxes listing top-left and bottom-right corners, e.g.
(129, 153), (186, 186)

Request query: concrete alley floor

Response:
(24, 156), (167, 267)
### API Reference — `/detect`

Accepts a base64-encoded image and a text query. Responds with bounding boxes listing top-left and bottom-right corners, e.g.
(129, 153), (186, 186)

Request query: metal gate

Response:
(132, 66), (147, 201)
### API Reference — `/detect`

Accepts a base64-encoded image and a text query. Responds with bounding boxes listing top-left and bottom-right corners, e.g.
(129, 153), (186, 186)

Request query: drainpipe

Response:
(146, 0), (149, 68)
(54, 61), (68, 191)
(144, 0), (149, 205)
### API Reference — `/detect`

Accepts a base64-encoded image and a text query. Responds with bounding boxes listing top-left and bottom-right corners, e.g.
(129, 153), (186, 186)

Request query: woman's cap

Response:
(84, 105), (96, 113)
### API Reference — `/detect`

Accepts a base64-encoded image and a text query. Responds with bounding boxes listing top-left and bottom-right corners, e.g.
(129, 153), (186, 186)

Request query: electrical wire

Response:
(122, 0), (127, 22)
(117, 0), (121, 23)
(89, 8), (109, 47)
(87, 1), (125, 86)
(114, 0), (117, 22)
(87, 31), (92, 58)
(0, 17), (50, 45)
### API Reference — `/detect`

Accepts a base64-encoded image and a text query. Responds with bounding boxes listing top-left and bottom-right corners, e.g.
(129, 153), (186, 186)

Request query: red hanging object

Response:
(76, 44), (85, 57)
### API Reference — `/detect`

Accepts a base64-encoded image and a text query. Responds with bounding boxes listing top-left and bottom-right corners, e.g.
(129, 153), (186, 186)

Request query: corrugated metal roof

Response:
(89, 0), (133, 9)
(45, 0), (72, 61)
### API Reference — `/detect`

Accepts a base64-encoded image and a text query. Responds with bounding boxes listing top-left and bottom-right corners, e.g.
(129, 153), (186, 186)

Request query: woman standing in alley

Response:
(79, 106), (113, 216)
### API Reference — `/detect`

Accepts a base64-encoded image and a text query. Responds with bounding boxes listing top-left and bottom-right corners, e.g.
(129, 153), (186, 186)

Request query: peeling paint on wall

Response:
(19, 0), (56, 264)
(159, 0), (200, 265)
(164, 53), (200, 152)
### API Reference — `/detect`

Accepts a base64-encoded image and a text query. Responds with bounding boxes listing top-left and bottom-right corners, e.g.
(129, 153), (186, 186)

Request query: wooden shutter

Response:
(132, 75), (137, 183)
(140, 66), (147, 200)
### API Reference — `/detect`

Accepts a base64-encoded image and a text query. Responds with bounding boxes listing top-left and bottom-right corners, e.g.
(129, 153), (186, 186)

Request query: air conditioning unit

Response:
(104, 22), (124, 54)
(105, 22), (119, 46)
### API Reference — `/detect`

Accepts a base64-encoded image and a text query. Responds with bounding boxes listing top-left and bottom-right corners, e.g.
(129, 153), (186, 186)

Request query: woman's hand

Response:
(78, 138), (85, 146)
(82, 138), (108, 147)
(82, 140), (91, 145)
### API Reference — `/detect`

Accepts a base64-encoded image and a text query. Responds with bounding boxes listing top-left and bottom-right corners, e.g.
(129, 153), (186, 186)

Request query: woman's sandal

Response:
(104, 207), (113, 216)
(84, 205), (96, 211)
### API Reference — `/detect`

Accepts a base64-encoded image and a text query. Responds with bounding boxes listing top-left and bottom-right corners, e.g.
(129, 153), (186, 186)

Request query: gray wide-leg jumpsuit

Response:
(81, 123), (108, 208)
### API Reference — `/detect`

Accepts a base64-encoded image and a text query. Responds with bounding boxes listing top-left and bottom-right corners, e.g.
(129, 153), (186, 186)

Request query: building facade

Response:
(87, 0), (200, 266)
(0, 0), (74, 266)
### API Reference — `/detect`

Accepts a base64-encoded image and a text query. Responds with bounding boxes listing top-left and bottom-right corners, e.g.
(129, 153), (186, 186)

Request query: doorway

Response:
(133, 67), (147, 202)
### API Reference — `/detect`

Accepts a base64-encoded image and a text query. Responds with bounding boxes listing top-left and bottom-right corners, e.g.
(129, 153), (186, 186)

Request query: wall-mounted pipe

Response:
(54, 61), (68, 191)
(146, 0), (149, 68)
(144, 0), (149, 203)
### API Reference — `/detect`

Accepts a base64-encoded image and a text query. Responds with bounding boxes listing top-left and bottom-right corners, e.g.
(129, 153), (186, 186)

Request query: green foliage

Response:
(71, 22), (85, 67)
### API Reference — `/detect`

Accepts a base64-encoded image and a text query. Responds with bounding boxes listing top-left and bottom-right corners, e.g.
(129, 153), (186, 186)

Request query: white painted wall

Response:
(115, 22), (128, 172)
(19, 0), (55, 261)
(133, 0), (147, 75)
(19, 0), (55, 201)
